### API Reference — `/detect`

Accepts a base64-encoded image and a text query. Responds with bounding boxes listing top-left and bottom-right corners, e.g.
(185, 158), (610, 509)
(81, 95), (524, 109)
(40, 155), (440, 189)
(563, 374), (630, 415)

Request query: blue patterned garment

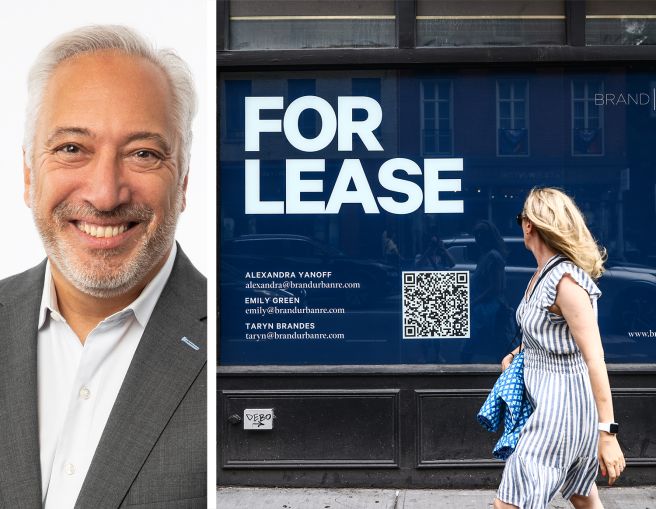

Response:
(477, 350), (534, 460)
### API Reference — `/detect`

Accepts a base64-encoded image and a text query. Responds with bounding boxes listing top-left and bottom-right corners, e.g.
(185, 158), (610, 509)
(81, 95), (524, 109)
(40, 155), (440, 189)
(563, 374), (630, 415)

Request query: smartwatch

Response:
(598, 422), (619, 434)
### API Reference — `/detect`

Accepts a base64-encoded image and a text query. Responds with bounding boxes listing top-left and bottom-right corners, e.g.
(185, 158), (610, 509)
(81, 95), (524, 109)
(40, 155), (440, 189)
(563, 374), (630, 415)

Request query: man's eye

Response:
(134, 150), (161, 159)
(57, 144), (80, 154)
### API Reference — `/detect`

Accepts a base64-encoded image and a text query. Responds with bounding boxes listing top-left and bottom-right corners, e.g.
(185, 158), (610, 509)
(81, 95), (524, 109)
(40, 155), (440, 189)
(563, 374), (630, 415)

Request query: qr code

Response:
(402, 271), (470, 339)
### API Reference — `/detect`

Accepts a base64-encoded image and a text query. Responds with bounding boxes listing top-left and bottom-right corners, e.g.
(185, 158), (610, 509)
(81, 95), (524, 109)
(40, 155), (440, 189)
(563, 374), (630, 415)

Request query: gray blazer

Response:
(0, 246), (207, 508)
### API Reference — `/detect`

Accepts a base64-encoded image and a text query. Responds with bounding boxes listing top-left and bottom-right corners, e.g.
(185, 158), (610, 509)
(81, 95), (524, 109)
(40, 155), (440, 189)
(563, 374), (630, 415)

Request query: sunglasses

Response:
(516, 212), (525, 227)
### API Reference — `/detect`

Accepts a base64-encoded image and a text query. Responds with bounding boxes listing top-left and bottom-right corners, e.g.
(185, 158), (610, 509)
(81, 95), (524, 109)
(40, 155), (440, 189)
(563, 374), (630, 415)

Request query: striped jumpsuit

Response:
(497, 255), (602, 508)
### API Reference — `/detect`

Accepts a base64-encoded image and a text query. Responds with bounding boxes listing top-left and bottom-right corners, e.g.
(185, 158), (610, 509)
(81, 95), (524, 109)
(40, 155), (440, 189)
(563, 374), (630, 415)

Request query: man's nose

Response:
(84, 152), (131, 211)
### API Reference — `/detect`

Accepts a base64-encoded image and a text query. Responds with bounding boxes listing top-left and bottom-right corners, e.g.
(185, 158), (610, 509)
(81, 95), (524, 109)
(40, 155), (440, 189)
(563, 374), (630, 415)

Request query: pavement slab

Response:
(216, 487), (656, 509)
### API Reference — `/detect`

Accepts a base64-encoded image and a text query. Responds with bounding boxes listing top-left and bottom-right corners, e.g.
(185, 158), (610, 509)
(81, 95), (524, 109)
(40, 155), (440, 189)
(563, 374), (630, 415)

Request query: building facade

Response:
(218, 0), (656, 488)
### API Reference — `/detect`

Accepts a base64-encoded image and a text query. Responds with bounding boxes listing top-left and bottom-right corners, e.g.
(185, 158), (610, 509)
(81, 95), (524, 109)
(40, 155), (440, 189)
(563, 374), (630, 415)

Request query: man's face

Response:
(25, 51), (187, 298)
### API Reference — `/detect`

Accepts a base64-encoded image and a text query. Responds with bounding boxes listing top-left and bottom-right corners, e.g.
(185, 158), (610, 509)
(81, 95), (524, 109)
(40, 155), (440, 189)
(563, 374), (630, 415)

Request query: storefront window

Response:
(220, 68), (656, 365)
(228, 0), (395, 50)
(416, 0), (565, 47)
(587, 1), (656, 45)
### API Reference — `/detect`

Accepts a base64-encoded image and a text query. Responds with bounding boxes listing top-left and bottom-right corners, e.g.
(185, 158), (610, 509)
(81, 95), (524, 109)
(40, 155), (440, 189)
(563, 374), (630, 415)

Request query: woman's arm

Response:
(556, 275), (626, 486)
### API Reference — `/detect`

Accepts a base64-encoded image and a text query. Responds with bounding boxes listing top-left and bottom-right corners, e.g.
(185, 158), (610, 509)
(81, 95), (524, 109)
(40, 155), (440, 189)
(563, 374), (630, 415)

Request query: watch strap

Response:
(598, 422), (619, 434)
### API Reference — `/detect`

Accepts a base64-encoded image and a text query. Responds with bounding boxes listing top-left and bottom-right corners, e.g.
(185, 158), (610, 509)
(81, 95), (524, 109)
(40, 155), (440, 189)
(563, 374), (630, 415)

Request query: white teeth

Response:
(76, 221), (129, 238)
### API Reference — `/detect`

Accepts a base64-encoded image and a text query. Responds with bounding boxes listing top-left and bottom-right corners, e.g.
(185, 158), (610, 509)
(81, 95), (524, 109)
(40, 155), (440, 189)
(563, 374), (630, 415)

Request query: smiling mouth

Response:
(75, 220), (138, 239)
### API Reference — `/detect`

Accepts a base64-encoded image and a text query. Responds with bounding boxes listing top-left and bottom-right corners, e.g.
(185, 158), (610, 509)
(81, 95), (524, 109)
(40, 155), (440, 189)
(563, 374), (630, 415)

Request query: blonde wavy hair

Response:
(522, 187), (607, 279)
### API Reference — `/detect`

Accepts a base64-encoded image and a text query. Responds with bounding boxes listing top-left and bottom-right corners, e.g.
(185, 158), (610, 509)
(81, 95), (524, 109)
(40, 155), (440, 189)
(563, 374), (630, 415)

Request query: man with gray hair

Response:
(0, 25), (206, 508)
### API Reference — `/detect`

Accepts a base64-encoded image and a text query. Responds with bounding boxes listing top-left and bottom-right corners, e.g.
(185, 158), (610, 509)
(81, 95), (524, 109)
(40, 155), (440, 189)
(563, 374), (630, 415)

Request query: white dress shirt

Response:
(37, 245), (177, 509)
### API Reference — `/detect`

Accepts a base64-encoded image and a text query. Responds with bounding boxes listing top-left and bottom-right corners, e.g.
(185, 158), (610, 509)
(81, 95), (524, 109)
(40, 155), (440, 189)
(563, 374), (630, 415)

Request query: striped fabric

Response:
(497, 255), (602, 508)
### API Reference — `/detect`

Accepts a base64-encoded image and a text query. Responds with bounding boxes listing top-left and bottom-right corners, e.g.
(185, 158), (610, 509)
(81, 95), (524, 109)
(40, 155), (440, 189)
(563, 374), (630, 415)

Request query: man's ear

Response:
(181, 174), (188, 212)
(23, 148), (32, 208)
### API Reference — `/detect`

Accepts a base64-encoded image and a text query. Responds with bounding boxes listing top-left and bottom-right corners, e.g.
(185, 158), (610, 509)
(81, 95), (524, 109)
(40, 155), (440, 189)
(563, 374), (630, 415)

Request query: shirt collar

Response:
(38, 243), (177, 330)
(38, 264), (61, 328)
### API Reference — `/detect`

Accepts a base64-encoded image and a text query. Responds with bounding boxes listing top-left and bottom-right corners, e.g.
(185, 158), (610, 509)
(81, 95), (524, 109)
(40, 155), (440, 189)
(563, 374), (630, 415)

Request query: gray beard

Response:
(31, 189), (183, 299)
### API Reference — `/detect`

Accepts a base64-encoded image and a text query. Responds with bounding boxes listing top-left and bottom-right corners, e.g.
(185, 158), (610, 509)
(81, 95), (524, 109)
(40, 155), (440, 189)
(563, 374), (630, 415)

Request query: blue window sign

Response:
(220, 69), (656, 365)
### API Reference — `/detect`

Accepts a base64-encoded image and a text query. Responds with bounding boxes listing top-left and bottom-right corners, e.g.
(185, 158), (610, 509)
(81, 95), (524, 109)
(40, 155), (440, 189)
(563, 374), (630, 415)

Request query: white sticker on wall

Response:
(243, 408), (274, 430)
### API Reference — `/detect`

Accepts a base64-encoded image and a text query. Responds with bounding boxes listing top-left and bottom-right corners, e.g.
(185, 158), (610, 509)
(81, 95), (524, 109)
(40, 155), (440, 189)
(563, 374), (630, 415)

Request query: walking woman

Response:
(495, 188), (625, 509)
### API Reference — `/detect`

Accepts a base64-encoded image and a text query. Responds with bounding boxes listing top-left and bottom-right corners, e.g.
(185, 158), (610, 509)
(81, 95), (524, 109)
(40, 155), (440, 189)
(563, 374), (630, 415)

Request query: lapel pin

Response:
(181, 336), (200, 351)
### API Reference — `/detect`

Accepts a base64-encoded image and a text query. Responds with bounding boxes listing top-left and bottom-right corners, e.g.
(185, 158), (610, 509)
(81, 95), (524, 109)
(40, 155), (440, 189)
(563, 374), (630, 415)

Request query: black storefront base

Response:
(218, 364), (656, 488)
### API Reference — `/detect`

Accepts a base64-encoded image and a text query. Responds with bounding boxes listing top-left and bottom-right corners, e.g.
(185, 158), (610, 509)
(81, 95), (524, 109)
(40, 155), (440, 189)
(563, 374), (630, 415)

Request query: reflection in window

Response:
(288, 79), (317, 139)
(228, 0), (395, 49)
(278, 239), (315, 258)
(352, 78), (383, 142)
(421, 80), (453, 156)
(224, 80), (252, 142)
(572, 80), (604, 156)
(219, 70), (656, 365)
(587, 1), (656, 45)
(416, 0), (566, 47)
(497, 80), (529, 156)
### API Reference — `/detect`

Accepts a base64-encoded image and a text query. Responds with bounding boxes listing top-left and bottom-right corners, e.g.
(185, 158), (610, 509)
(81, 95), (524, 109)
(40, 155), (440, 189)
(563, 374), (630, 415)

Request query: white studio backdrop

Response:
(0, 0), (209, 279)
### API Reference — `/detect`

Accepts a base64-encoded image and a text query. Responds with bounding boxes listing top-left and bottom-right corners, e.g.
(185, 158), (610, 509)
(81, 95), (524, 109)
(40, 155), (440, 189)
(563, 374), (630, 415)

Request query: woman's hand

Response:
(501, 353), (515, 372)
(598, 433), (625, 486)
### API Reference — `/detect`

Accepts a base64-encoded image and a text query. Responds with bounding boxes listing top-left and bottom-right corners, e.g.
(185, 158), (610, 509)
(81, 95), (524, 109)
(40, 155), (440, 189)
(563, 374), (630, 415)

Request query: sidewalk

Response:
(216, 486), (656, 509)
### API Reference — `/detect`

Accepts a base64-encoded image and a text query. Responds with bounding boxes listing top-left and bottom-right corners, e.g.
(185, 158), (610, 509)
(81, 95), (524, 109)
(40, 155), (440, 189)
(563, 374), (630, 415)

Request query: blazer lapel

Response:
(0, 263), (45, 508)
(75, 248), (206, 508)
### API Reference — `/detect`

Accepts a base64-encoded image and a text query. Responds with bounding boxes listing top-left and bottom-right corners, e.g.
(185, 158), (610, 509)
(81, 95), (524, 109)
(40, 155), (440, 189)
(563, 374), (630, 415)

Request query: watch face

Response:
(610, 423), (619, 434)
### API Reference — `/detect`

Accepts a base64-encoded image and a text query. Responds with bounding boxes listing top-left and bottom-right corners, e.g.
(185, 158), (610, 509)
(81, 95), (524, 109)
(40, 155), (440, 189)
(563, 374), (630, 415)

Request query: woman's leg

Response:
(493, 499), (519, 509)
(569, 483), (604, 509)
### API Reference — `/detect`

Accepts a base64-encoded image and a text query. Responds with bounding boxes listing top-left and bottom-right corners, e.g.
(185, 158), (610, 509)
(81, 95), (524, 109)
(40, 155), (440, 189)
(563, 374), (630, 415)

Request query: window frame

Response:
(420, 79), (454, 157)
(571, 79), (605, 157)
(496, 79), (530, 157)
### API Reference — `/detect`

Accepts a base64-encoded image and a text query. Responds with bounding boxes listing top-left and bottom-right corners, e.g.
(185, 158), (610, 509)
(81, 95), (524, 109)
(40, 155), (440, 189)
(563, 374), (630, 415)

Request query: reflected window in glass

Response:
(497, 80), (529, 156)
(421, 80), (453, 156)
(572, 80), (604, 156)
